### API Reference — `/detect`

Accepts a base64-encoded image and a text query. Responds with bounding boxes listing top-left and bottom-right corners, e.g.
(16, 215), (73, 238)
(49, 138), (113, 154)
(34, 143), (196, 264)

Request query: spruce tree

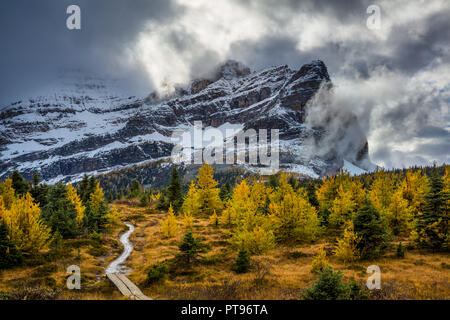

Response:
(0, 220), (23, 269)
(219, 181), (233, 201)
(11, 170), (29, 196)
(128, 179), (141, 198)
(167, 167), (183, 212)
(42, 183), (78, 238)
(178, 230), (203, 265)
(32, 172), (40, 188)
(353, 199), (390, 259)
(78, 174), (90, 204)
(414, 173), (449, 250)
(233, 244), (251, 273)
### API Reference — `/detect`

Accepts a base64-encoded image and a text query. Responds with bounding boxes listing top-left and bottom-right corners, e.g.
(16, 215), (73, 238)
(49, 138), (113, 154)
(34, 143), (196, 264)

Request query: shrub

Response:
(177, 230), (204, 265)
(303, 266), (368, 300)
(31, 263), (58, 278)
(396, 242), (407, 258)
(87, 245), (107, 257)
(146, 262), (169, 284)
(233, 245), (251, 274)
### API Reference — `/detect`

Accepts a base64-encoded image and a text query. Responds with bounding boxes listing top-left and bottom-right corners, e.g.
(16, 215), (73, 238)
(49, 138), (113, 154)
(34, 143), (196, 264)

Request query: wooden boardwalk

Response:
(107, 273), (151, 300)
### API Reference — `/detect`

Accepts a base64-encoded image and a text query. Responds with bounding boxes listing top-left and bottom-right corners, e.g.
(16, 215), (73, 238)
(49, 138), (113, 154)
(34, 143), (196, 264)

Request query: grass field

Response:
(1, 200), (448, 300)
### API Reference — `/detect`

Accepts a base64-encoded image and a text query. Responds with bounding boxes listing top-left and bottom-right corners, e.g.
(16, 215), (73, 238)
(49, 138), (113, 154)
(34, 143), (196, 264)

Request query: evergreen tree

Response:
(85, 182), (109, 233)
(11, 170), (29, 196)
(32, 172), (40, 188)
(219, 181), (233, 201)
(128, 179), (141, 198)
(78, 174), (90, 204)
(303, 266), (365, 300)
(414, 173), (449, 250)
(233, 244), (251, 273)
(353, 199), (390, 259)
(178, 230), (204, 265)
(0, 219), (23, 269)
(167, 167), (183, 212)
(42, 183), (78, 238)
(305, 181), (320, 209)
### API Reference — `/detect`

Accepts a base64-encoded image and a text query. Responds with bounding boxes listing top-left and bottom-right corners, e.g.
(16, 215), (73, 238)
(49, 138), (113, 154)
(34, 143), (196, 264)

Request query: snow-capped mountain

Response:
(0, 60), (373, 183)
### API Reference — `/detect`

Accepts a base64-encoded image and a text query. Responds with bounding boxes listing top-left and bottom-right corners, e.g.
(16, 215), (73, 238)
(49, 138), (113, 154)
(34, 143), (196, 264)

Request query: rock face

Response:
(0, 60), (373, 183)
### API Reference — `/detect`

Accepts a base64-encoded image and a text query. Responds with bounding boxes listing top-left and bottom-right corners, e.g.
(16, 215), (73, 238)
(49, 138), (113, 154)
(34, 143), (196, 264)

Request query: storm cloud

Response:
(0, 0), (449, 168)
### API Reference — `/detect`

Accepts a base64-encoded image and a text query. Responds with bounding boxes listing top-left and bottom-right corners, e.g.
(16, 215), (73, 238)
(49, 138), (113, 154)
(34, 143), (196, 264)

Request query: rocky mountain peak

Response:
(0, 60), (373, 184)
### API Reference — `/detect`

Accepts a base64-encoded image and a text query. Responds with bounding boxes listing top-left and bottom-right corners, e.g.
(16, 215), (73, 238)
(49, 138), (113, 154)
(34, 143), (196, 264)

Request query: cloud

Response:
(0, 0), (448, 168)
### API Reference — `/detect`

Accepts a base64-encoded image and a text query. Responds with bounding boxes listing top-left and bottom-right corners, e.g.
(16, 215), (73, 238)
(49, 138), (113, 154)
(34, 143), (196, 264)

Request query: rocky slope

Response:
(0, 60), (374, 183)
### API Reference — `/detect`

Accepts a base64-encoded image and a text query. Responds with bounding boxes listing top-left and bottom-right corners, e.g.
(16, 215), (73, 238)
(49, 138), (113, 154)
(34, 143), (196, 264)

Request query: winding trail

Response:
(106, 222), (151, 300)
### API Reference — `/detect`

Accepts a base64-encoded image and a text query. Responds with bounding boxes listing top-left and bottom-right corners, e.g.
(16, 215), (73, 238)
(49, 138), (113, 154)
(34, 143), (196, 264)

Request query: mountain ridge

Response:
(0, 60), (374, 184)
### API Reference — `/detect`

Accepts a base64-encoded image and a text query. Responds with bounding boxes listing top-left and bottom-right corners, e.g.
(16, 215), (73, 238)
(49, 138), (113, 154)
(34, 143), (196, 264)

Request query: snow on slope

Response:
(343, 159), (367, 176)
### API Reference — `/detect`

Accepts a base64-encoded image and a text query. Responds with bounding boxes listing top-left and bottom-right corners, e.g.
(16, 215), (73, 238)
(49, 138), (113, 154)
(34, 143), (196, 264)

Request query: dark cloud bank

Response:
(0, 0), (448, 169)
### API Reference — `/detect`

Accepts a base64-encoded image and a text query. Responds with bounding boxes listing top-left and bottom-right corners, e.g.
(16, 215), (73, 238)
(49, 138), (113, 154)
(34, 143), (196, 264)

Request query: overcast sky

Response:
(0, 0), (449, 169)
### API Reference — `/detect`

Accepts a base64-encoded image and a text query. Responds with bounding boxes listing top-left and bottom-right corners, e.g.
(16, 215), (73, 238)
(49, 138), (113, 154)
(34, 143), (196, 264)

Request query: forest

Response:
(0, 163), (449, 300)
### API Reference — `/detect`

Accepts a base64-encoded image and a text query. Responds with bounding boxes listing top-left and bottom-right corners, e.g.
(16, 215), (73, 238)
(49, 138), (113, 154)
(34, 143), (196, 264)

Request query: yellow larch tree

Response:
(67, 183), (85, 225)
(328, 184), (355, 230)
(2, 193), (51, 254)
(0, 178), (16, 210)
(401, 169), (429, 212)
(182, 181), (200, 216)
(387, 188), (414, 236)
(334, 222), (360, 263)
(196, 164), (223, 215)
(89, 182), (105, 214)
(161, 204), (179, 238)
(311, 246), (329, 273)
(269, 180), (320, 243)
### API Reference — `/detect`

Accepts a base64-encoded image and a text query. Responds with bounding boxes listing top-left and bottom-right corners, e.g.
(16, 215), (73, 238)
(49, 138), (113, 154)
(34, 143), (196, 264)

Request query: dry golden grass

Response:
(118, 203), (449, 300)
(1, 200), (448, 300)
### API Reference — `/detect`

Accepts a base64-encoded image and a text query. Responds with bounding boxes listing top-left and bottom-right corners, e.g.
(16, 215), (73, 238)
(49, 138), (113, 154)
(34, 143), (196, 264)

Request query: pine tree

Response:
(414, 173), (449, 250)
(128, 179), (141, 198)
(11, 170), (30, 196)
(233, 244), (251, 273)
(178, 230), (203, 265)
(161, 205), (179, 238)
(42, 183), (78, 238)
(303, 266), (355, 300)
(219, 181), (233, 201)
(167, 166), (183, 212)
(78, 174), (90, 204)
(353, 199), (390, 259)
(32, 172), (40, 188)
(0, 219), (23, 269)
